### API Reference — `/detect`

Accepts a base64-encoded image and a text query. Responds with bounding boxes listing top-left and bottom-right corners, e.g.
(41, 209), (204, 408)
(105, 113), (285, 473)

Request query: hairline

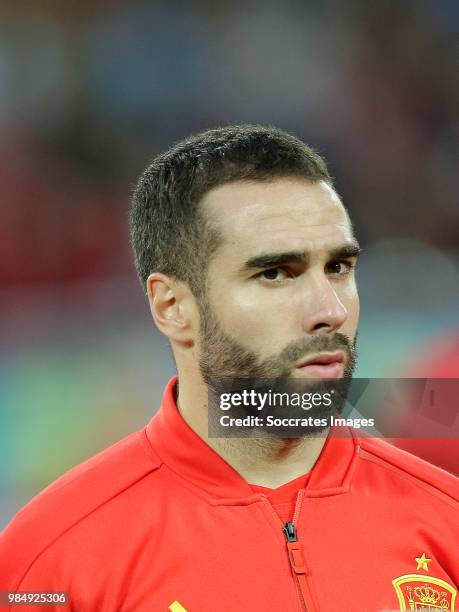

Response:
(197, 174), (339, 269)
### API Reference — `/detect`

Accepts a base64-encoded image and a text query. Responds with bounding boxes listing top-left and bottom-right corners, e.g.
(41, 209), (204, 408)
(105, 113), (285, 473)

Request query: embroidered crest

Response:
(392, 574), (457, 610)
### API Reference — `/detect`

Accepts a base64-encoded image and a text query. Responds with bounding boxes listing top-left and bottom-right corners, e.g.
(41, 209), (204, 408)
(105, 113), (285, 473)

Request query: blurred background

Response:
(1, 0), (458, 528)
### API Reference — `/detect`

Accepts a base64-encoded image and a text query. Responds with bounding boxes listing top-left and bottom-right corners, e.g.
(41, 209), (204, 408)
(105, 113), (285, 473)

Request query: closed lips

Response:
(296, 353), (344, 367)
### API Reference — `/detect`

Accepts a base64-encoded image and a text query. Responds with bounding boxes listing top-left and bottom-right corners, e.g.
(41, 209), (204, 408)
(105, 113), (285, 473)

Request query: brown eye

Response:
(262, 268), (281, 280)
(327, 260), (354, 275)
(260, 267), (289, 282)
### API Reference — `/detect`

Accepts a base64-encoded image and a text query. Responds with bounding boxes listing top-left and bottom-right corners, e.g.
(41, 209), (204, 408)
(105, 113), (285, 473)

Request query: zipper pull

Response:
(283, 521), (297, 542)
(284, 523), (307, 574)
(283, 522), (318, 612)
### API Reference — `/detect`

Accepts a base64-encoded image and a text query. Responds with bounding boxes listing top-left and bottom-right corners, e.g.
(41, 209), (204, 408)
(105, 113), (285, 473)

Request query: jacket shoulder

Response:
(357, 436), (459, 506)
(0, 428), (160, 589)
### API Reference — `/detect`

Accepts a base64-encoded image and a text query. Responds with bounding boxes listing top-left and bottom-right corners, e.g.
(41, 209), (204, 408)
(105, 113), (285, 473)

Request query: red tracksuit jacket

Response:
(1, 377), (458, 611)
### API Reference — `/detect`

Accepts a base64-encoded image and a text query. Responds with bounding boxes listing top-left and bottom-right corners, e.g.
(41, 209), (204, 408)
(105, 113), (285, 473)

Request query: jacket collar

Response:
(145, 376), (359, 503)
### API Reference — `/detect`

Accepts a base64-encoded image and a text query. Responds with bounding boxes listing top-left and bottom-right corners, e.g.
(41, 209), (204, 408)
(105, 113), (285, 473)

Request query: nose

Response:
(301, 273), (348, 335)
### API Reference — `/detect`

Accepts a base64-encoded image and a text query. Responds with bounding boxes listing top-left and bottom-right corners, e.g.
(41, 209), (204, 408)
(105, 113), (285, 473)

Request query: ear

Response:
(147, 272), (197, 346)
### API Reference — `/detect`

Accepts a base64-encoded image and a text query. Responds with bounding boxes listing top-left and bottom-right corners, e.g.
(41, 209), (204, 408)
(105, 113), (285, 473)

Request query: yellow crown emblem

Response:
(408, 584), (450, 608)
(412, 584), (441, 604)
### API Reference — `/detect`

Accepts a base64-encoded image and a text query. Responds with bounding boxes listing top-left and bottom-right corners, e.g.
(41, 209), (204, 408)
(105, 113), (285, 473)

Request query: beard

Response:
(198, 298), (358, 436)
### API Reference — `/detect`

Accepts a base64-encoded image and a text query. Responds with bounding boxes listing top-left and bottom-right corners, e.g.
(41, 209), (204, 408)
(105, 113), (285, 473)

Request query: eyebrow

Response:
(241, 242), (362, 271)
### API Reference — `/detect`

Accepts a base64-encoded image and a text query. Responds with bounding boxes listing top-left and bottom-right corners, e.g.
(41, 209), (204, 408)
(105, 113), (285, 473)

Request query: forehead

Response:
(201, 178), (354, 261)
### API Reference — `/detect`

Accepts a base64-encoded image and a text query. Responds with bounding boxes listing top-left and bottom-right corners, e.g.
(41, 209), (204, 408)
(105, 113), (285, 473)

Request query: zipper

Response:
(282, 490), (318, 612)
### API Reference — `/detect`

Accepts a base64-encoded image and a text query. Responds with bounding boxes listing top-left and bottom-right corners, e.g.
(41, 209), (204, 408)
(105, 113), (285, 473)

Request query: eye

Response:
(327, 260), (355, 275)
(259, 267), (290, 282)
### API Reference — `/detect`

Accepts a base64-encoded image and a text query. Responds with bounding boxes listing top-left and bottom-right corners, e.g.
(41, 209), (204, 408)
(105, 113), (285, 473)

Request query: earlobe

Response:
(147, 273), (195, 345)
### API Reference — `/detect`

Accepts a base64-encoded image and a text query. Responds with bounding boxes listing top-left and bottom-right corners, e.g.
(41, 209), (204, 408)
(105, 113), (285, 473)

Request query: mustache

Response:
(278, 332), (355, 367)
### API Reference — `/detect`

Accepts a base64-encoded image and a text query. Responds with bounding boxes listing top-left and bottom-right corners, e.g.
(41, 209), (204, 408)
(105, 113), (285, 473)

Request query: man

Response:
(1, 125), (458, 611)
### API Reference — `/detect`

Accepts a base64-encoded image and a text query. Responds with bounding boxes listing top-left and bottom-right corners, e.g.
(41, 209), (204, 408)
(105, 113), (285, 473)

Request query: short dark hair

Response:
(129, 124), (332, 297)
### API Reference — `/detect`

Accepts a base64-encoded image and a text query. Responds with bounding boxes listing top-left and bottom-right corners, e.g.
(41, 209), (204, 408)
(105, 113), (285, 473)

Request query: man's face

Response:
(197, 177), (360, 383)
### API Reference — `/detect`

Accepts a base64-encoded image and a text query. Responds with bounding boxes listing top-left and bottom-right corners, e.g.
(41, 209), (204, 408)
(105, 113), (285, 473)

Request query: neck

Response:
(176, 374), (328, 488)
